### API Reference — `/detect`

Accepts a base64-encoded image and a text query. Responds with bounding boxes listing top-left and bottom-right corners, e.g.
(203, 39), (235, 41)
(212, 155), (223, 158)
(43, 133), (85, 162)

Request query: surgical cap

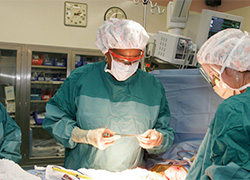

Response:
(197, 28), (250, 72)
(95, 18), (149, 54)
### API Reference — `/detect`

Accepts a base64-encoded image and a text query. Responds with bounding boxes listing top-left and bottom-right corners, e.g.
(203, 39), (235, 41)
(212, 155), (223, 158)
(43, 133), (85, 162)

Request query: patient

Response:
(186, 29), (250, 179)
(0, 102), (22, 162)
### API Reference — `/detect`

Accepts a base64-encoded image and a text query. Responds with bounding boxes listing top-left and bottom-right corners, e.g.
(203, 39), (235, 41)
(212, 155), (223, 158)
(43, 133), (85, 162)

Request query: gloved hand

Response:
(137, 129), (163, 149)
(71, 127), (120, 150)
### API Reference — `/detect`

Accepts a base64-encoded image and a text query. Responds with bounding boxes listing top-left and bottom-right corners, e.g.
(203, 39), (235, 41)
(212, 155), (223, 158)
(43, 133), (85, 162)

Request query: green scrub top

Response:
(43, 61), (174, 171)
(0, 102), (22, 163)
(186, 87), (250, 180)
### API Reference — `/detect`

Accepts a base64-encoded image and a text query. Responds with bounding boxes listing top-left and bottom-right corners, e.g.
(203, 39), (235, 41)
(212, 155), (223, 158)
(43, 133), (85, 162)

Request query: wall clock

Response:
(64, 2), (87, 27)
(104, 7), (127, 21)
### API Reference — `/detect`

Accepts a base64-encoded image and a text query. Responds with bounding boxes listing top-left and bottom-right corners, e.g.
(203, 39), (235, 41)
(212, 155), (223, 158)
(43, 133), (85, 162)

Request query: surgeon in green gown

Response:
(186, 29), (250, 179)
(0, 102), (22, 163)
(43, 19), (174, 171)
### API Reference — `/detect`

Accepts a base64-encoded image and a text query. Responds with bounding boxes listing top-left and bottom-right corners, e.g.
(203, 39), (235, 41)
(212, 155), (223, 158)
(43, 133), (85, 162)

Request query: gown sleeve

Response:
(201, 162), (250, 180)
(210, 103), (250, 169)
(43, 70), (82, 149)
(0, 103), (22, 163)
(146, 83), (175, 154)
(200, 102), (250, 179)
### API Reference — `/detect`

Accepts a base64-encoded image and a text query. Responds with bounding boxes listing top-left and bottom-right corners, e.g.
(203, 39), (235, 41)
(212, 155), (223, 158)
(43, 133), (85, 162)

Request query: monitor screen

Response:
(208, 17), (241, 39)
(195, 9), (244, 49)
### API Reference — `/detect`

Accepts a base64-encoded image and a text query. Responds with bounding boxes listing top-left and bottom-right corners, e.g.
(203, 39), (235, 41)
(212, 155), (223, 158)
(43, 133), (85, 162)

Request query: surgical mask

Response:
(104, 56), (139, 81)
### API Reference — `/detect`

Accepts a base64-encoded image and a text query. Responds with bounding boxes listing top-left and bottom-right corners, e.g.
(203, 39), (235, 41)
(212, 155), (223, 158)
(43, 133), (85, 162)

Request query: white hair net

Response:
(95, 18), (149, 54)
(197, 28), (250, 72)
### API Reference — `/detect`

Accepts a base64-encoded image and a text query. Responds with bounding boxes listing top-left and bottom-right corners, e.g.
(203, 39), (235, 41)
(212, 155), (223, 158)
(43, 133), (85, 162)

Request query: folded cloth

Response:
(78, 168), (152, 180)
(0, 159), (41, 180)
(26, 169), (45, 180)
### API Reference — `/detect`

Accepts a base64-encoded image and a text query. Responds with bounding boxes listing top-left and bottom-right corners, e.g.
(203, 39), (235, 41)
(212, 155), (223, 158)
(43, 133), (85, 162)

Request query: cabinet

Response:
(72, 49), (105, 70)
(20, 45), (73, 167)
(29, 50), (69, 156)
(27, 45), (104, 167)
(0, 43), (22, 127)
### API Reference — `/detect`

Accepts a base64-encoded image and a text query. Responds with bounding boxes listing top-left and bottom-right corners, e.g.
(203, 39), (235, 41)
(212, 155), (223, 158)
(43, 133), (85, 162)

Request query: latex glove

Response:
(71, 127), (120, 150)
(137, 129), (163, 149)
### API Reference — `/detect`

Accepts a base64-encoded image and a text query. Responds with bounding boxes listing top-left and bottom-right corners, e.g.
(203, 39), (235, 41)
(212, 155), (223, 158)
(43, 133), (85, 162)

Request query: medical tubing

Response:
(183, 157), (192, 166)
(177, 150), (197, 165)
(181, 41), (193, 69)
(182, 47), (192, 69)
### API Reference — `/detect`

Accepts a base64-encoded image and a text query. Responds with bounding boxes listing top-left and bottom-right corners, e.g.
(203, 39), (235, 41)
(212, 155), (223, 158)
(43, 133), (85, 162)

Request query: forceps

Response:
(101, 125), (138, 137)
(103, 133), (138, 138)
(114, 133), (138, 137)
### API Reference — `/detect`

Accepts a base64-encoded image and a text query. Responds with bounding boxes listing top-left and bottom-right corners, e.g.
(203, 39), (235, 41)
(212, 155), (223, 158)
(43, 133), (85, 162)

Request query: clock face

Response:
(104, 7), (127, 21)
(64, 2), (87, 27)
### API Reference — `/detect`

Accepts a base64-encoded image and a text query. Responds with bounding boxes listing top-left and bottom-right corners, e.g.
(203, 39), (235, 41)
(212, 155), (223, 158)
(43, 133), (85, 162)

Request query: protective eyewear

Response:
(199, 66), (220, 87)
(108, 49), (144, 65)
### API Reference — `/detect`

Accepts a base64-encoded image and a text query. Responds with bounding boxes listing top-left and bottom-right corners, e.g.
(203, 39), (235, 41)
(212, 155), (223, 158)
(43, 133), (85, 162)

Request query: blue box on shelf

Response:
(55, 58), (67, 67)
(31, 72), (39, 81)
(43, 61), (54, 66)
(33, 112), (45, 125)
(43, 54), (54, 66)
(59, 74), (66, 81)
(37, 72), (46, 81)
(44, 73), (52, 81)
(75, 55), (83, 68)
(51, 73), (60, 81)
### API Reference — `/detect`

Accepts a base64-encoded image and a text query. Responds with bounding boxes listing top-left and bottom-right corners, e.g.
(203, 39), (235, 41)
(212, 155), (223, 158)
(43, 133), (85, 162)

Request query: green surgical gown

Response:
(186, 87), (250, 180)
(43, 61), (174, 171)
(0, 102), (22, 163)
